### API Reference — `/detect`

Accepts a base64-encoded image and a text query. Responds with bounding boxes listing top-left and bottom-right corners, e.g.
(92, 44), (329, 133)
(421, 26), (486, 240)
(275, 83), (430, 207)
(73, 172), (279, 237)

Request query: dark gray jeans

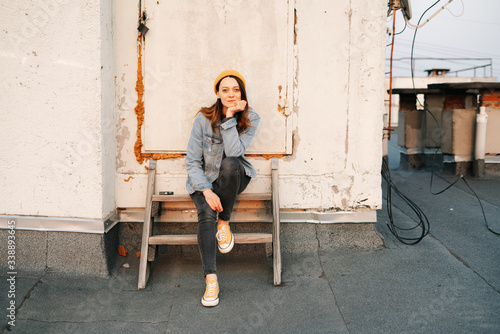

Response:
(190, 157), (251, 276)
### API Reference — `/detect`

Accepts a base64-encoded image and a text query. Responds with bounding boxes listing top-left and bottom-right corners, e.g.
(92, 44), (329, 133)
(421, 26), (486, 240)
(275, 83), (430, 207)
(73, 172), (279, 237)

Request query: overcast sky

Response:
(386, 0), (500, 80)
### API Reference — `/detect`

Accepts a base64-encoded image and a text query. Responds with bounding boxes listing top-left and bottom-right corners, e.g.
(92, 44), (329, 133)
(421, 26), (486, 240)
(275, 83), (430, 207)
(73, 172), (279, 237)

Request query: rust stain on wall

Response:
(277, 85), (285, 114)
(133, 36), (185, 164)
(133, 40), (287, 164)
(151, 153), (184, 159)
(247, 154), (284, 160)
(134, 35), (147, 164)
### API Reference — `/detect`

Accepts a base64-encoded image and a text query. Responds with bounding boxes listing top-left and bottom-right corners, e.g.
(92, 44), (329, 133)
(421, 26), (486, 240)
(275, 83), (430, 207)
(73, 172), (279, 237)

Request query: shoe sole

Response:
(201, 297), (219, 307)
(218, 233), (234, 254)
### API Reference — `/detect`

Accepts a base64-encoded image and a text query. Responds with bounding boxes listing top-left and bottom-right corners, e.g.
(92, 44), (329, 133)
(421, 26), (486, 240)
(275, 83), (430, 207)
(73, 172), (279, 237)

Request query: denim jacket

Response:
(186, 108), (260, 194)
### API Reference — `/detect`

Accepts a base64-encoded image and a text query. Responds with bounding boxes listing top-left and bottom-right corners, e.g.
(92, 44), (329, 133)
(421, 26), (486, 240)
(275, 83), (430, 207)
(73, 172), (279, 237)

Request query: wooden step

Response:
(152, 193), (271, 202)
(138, 157), (281, 290)
(148, 233), (273, 245)
(161, 199), (269, 210)
(155, 210), (273, 223)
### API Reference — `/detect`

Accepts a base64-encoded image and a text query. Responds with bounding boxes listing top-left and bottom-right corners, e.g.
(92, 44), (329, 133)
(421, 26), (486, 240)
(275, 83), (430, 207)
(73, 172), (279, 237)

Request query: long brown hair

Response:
(198, 76), (251, 133)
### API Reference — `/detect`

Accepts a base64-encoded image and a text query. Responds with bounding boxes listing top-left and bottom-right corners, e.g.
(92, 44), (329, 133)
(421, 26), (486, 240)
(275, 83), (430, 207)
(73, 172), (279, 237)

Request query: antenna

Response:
(388, 0), (412, 20)
(400, 0), (412, 20)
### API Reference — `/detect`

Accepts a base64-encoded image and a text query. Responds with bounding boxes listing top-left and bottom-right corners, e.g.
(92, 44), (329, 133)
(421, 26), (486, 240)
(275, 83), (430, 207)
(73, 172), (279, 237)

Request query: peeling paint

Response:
(247, 154), (285, 160)
(277, 84), (286, 114)
(116, 123), (130, 169)
(293, 7), (297, 45)
(132, 36), (184, 164)
(133, 36), (146, 164)
(150, 153), (184, 160)
(111, 1), (384, 211)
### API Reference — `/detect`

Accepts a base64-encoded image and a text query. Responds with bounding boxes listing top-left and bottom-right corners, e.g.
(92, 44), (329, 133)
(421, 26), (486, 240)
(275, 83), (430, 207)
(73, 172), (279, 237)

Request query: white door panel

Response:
(142, 0), (292, 154)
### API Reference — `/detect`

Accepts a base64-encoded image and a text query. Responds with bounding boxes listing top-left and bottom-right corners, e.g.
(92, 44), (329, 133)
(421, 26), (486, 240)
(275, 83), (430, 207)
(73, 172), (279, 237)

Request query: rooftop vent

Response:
(425, 68), (450, 77)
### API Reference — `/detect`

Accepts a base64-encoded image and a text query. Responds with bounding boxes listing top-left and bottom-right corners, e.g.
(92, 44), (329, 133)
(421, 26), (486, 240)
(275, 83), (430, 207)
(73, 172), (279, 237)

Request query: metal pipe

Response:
(405, 0), (454, 29)
(387, 12), (397, 140)
(474, 106), (488, 177)
(475, 106), (488, 160)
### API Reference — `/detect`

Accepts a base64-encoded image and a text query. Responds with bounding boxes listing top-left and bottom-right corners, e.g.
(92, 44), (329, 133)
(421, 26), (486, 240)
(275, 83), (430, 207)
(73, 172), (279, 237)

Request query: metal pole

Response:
(474, 106), (488, 177)
(388, 12), (396, 140)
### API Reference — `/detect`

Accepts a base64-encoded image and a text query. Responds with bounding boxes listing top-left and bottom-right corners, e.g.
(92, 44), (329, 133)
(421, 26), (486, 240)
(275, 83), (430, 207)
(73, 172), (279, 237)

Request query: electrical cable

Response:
(384, 0), (498, 243)
(381, 3), (436, 245)
(382, 158), (430, 245)
(394, 11), (407, 35)
(461, 178), (500, 235)
(405, 0), (455, 29)
(408, 1), (500, 236)
(445, 0), (464, 17)
(395, 20), (407, 35)
(411, 0), (440, 96)
(388, 11), (397, 140)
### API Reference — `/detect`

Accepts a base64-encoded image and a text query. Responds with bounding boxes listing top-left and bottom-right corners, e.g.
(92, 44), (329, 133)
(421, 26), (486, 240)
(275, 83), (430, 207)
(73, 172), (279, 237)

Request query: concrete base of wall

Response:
(0, 226), (120, 277)
(119, 221), (384, 258)
(1, 222), (383, 276)
(399, 152), (443, 170)
(443, 161), (473, 176)
(485, 163), (500, 175)
(441, 161), (500, 177)
(473, 159), (485, 178)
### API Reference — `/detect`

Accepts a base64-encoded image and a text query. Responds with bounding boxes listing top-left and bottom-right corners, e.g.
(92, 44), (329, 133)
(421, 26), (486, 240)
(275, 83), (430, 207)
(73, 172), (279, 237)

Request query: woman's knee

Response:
(198, 205), (217, 223)
(220, 157), (241, 175)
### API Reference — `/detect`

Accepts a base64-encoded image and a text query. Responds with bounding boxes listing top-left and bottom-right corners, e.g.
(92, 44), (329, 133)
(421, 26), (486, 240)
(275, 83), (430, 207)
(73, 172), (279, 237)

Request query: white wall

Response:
(0, 0), (387, 230)
(0, 0), (115, 222)
(115, 0), (387, 212)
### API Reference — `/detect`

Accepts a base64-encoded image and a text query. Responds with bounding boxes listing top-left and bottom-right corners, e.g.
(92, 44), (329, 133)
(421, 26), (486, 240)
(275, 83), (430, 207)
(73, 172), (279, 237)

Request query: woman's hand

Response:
(226, 100), (247, 118)
(202, 189), (223, 212)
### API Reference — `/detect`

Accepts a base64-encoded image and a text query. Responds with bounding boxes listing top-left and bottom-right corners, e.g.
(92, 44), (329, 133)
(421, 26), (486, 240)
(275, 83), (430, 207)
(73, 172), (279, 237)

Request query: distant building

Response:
(385, 74), (497, 127)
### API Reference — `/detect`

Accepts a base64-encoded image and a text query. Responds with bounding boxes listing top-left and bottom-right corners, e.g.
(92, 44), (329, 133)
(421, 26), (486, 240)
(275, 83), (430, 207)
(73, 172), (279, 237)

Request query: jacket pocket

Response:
(203, 135), (223, 155)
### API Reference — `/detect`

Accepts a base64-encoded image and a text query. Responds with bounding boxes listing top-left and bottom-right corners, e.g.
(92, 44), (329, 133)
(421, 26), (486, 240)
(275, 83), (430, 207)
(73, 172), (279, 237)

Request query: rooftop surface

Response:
(1, 165), (499, 333)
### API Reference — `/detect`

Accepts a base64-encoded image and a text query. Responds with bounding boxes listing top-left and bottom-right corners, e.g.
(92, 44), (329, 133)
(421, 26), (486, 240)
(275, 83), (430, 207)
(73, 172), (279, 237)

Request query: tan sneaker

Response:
(216, 224), (234, 253)
(202, 280), (219, 307)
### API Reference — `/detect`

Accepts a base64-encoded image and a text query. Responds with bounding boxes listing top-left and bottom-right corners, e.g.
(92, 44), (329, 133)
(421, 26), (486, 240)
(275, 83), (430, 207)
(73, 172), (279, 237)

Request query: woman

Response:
(186, 70), (260, 307)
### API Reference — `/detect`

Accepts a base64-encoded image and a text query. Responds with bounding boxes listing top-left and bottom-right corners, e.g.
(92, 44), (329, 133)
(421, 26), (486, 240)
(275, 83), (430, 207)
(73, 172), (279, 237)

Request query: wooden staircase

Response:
(138, 158), (281, 289)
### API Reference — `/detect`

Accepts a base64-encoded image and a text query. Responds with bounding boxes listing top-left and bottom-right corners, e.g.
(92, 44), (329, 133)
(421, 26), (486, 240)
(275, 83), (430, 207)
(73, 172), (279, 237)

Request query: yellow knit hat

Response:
(213, 70), (246, 94)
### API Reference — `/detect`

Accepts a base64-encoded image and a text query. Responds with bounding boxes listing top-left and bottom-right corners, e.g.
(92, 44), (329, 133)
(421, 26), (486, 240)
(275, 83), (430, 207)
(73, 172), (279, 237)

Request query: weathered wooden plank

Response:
(138, 159), (157, 290)
(138, 158), (280, 289)
(147, 245), (156, 262)
(148, 233), (273, 245)
(235, 233), (273, 244)
(152, 193), (271, 202)
(161, 199), (269, 210)
(156, 210), (273, 223)
(271, 157), (282, 286)
(149, 234), (197, 245)
(120, 208), (272, 223)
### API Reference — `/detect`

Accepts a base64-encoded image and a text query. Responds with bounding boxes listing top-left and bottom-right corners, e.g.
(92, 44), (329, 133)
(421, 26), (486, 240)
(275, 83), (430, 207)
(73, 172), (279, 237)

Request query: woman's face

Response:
(216, 77), (242, 114)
